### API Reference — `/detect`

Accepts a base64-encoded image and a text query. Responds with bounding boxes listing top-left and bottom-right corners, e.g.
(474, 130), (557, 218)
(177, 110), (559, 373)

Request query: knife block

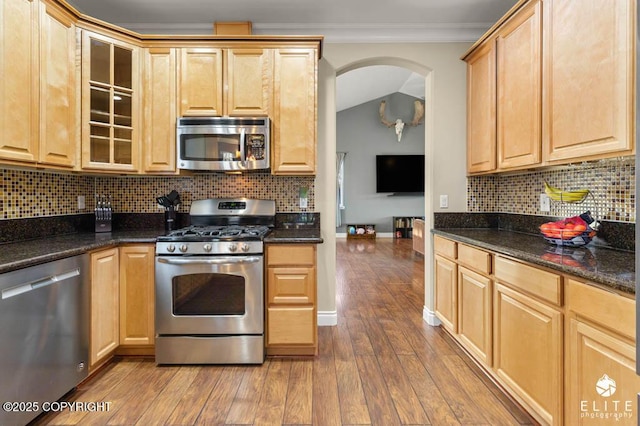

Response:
(95, 209), (112, 233)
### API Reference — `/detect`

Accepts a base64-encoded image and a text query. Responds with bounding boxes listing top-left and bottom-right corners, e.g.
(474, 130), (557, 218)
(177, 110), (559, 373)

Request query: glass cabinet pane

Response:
(114, 46), (132, 89)
(90, 125), (110, 163)
(114, 128), (132, 164)
(90, 87), (110, 123)
(90, 39), (110, 84)
(113, 92), (132, 126)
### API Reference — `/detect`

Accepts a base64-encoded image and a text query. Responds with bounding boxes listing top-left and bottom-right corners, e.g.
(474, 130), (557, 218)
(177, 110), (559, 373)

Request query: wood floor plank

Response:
(283, 359), (313, 424)
(379, 319), (415, 356)
(225, 360), (271, 425)
(197, 366), (246, 424)
(332, 324), (371, 425)
(312, 327), (342, 426)
(164, 367), (223, 425)
(376, 354), (430, 425)
(397, 354), (461, 426)
(346, 317), (375, 356)
(134, 366), (200, 426)
(253, 360), (292, 425)
(355, 355), (402, 426)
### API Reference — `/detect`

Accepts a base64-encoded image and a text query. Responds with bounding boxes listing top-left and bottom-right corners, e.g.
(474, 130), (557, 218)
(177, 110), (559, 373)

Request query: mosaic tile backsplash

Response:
(0, 169), (315, 219)
(468, 158), (635, 223)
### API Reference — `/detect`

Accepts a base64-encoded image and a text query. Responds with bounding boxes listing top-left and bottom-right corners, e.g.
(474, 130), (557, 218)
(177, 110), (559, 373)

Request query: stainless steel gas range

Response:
(155, 198), (275, 364)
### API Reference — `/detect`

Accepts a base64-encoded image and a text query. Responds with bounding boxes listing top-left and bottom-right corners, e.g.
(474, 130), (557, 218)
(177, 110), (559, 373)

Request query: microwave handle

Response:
(240, 129), (246, 161)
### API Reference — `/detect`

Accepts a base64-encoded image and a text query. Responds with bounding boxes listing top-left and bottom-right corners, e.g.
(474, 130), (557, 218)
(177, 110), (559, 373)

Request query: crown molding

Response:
(116, 22), (491, 43)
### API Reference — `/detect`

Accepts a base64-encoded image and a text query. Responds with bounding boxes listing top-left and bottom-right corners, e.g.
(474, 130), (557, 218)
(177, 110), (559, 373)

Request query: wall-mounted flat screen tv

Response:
(376, 154), (425, 194)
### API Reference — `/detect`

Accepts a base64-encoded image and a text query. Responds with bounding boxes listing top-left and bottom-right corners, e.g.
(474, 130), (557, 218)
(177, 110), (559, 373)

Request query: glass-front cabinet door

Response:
(81, 31), (140, 171)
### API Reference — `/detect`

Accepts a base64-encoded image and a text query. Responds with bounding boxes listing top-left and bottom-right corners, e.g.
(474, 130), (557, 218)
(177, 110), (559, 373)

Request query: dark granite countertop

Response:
(265, 228), (323, 244)
(0, 230), (161, 274)
(433, 228), (635, 295)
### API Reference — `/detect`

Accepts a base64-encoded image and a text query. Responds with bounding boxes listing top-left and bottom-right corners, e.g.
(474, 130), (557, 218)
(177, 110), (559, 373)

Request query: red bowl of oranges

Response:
(539, 214), (596, 247)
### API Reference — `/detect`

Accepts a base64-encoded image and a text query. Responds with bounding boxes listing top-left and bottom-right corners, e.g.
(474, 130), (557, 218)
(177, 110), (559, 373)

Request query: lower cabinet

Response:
(493, 282), (563, 425)
(89, 247), (120, 371)
(90, 244), (155, 371)
(565, 280), (639, 426)
(118, 244), (155, 352)
(458, 266), (492, 366)
(266, 243), (317, 355)
(434, 254), (457, 333)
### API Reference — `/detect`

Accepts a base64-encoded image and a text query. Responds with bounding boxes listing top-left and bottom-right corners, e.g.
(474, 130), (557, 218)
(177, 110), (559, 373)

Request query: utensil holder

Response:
(165, 208), (176, 231)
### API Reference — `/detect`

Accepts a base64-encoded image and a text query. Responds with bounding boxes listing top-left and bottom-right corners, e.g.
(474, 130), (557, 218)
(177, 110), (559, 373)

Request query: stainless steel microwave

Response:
(176, 117), (270, 172)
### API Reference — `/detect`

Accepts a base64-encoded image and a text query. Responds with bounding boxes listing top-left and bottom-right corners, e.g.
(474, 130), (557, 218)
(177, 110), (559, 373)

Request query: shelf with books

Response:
(393, 216), (424, 239)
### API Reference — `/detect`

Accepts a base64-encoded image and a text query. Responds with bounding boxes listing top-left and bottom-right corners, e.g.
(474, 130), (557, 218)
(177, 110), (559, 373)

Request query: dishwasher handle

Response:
(1, 269), (81, 300)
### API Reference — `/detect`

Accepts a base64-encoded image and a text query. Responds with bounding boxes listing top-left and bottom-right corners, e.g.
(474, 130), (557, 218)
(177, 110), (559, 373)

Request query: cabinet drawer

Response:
(267, 244), (315, 266)
(494, 256), (562, 306)
(566, 279), (635, 340)
(267, 306), (315, 345)
(268, 267), (315, 305)
(457, 243), (491, 274)
(434, 235), (457, 259)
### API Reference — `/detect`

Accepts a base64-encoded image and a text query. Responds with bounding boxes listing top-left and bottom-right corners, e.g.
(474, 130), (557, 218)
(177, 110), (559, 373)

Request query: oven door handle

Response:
(157, 256), (262, 265)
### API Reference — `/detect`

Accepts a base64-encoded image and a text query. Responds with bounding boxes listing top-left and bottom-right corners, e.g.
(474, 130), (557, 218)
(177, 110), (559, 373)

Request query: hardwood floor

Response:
(33, 238), (536, 426)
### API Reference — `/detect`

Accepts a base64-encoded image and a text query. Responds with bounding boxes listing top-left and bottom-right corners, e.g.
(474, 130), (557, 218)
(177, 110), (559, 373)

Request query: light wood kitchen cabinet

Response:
(0, 0), (39, 164)
(178, 47), (223, 116)
(456, 243), (492, 366)
(271, 48), (317, 175)
(81, 30), (140, 172)
(90, 247), (119, 371)
(143, 47), (177, 173)
(542, 0), (635, 163)
(565, 280), (639, 426)
(496, 0), (541, 170)
(465, 38), (496, 174)
(266, 244), (317, 355)
(434, 235), (458, 333)
(178, 47), (272, 118)
(118, 244), (155, 348)
(38, 0), (77, 168)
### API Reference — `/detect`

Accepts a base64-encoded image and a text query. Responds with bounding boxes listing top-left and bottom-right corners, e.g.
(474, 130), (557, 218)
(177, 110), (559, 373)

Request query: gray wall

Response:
(337, 92), (425, 232)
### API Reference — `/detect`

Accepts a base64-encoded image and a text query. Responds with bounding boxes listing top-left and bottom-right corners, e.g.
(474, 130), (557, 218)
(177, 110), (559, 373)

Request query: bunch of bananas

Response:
(543, 182), (590, 203)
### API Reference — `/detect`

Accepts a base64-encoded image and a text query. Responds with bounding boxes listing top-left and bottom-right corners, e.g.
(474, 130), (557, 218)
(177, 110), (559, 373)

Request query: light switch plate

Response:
(540, 193), (551, 212)
(439, 195), (448, 208)
(77, 195), (85, 210)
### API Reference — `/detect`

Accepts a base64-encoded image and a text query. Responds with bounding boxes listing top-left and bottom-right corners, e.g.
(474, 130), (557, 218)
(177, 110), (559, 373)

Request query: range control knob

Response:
(203, 244), (212, 252)
(241, 243), (250, 253)
(228, 243), (238, 252)
(179, 244), (188, 253)
(166, 244), (176, 253)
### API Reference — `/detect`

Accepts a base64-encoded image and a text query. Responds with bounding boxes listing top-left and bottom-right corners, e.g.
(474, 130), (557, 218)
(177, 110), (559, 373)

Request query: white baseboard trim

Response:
(423, 306), (441, 327)
(318, 310), (338, 326)
(336, 233), (347, 238)
(335, 232), (396, 238)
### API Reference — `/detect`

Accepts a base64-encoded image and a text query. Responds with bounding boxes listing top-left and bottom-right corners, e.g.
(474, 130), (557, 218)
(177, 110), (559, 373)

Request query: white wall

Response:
(316, 42), (470, 325)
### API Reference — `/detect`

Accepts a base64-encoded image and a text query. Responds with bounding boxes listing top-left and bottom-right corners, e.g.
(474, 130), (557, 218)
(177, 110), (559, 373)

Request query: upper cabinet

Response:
(0, 0), (40, 164)
(464, 0), (635, 175)
(178, 47), (272, 117)
(542, 0), (635, 163)
(39, 0), (77, 168)
(271, 48), (317, 175)
(81, 31), (140, 172)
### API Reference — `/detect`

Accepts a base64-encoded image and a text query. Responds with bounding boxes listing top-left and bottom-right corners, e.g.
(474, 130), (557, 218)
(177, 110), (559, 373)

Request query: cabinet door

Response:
(81, 31), (140, 172)
(143, 47), (177, 173)
(226, 48), (272, 116)
(543, 0), (634, 162)
(0, 0), (39, 163)
(272, 48), (317, 175)
(458, 266), (492, 366)
(119, 245), (155, 346)
(494, 283), (562, 425)
(434, 254), (457, 333)
(567, 319), (639, 426)
(39, 0), (77, 168)
(496, 0), (541, 170)
(466, 39), (496, 174)
(90, 248), (119, 369)
(178, 48), (223, 116)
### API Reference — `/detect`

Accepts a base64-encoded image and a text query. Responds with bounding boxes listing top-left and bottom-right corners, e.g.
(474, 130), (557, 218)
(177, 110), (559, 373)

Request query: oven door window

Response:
(180, 134), (241, 161)
(172, 273), (245, 316)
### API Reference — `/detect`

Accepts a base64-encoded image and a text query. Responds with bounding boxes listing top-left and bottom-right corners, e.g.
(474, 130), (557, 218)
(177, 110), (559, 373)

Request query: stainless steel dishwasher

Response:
(0, 254), (90, 426)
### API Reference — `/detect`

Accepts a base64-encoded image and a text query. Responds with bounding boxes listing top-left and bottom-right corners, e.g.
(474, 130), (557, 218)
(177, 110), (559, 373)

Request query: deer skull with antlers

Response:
(379, 99), (424, 142)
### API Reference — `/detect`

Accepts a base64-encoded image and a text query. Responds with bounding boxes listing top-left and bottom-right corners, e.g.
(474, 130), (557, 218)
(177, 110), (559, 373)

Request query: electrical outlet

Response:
(439, 195), (448, 209)
(540, 193), (551, 212)
(77, 195), (85, 210)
